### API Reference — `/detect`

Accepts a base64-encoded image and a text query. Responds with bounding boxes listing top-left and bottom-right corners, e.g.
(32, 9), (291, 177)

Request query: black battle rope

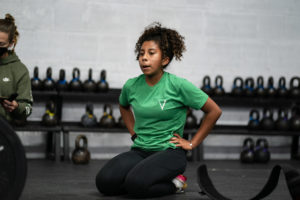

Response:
(197, 164), (300, 200)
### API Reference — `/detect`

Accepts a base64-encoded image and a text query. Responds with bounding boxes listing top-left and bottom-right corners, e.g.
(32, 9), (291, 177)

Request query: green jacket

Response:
(0, 52), (33, 122)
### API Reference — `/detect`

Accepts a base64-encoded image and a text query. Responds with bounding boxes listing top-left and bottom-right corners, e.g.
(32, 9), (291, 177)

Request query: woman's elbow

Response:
(215, 107), (222, 119)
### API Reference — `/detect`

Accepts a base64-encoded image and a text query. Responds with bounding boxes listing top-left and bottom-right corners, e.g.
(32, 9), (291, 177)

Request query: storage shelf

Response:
(12, 121), (61, 132)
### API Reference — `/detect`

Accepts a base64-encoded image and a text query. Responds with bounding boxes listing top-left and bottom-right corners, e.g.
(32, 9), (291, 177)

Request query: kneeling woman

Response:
(96, 23), (222, 198)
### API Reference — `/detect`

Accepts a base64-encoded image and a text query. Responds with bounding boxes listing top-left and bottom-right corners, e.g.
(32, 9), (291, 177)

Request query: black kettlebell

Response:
(277, 77), (288, 97)
(185, 108), (197, 129)
(72, 135), (91, 165)
(43, 67), (56, 91)
(83, 68), (96, 92)
(56, 69), (68, 92)
(99, 104), (115, 128)
(255, 76), (265, 97)
(97, 70), (109, 92)
(213, 75), (225, 96)
(118, 116), (126, 128)
(69, 68), (82, 92)
(81, 104), (97, 127)
(289, 76), (300, 98)
(231, 77), (244, 96)
(290, 106), (300, 131)
(240, 138), (255, 163)
(248, 109), (260, 130)
(244, 77), (255, 97)
(31, 66), (42, 90)
(42, 100), (58, 126)
(275, 108), (289, 131)
(201, 76), (212, 96)
(254, 138), (270, 163)
(266, 77), (276, 97)
(260, 108), (275, 130)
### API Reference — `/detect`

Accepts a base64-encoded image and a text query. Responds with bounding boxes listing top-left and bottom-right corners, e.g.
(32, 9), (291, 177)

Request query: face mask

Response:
(0, 47), (8, 57)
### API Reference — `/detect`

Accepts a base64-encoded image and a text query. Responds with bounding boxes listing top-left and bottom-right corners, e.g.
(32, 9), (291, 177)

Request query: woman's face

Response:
(138, 40), (169, 77)
(0, 32), (11, 58)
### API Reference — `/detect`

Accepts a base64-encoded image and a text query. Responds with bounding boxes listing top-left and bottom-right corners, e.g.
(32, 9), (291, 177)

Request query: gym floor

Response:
(20, 159), (300, 200)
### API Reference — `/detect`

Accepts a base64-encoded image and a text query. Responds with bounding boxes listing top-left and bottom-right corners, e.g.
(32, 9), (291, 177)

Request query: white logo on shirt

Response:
(158, 99), (167, 110)
(3, 77), (10, 82)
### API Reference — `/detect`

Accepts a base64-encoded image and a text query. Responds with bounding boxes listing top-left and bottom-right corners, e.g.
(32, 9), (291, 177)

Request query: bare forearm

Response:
(119, 105), (135, 136)
(190, 98), (222, 148)
(191, 110), (221, 148)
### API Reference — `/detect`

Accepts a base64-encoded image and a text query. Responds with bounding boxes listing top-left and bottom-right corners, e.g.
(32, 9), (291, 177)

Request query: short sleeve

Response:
(119, 80), (130, 107)
(178, 79), (208, 110)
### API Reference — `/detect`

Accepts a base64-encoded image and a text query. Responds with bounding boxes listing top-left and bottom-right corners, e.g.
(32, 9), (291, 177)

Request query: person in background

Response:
(0, 13), (33, 124)
(96, 22), (222, 198)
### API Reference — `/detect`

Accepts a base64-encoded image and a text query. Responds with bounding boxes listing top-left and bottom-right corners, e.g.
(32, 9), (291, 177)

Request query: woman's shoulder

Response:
(123, 74), (144, 88)
(165, 72), (187, 86)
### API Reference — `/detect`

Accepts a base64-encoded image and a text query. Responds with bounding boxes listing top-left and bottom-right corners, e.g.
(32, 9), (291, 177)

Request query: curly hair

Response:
(0, 13), (19, 51)
(135, 22), (186, 68)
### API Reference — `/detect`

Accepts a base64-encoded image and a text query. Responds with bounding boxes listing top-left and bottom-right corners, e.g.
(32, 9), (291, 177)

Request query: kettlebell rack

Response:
(12, 90), (300, 162)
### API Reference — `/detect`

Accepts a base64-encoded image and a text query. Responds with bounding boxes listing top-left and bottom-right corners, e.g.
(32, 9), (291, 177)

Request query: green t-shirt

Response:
(119, 72), (208, 151)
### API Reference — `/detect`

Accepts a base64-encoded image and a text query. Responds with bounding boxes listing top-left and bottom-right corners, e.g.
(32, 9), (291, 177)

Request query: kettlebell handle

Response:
(233, 77), (244, 88)
(46, 67), (52, 78)
(215, 75), (223, 87)
(257, 76), (264, 87)
(243, 138), (255, 149)
(59, 69), (65, 81)
(263, 108), (273, 118)
(103, 104), (113, 116)
(278, 77), (286, 88)
(86, 104), (94, 115)
(34, 66), (39, 78)
(88, 68), (93, 80)
(100, 70), (106, 81)
(73, 67), (81, 79)
(267, 77), (274, 88)
(245, 77), (254, 88)
(249, 109), (260, 121)
(75, 135), (88, 149)
(290, 76), (300, 88)
(256, 138), (269, 149)
(278, 108), (288, 119)
(203, 76), (211, 87)
(46, 100), (56, 113)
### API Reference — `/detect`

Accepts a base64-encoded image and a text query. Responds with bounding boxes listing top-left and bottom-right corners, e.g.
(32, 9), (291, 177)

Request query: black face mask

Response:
(0, 47), (8, 57)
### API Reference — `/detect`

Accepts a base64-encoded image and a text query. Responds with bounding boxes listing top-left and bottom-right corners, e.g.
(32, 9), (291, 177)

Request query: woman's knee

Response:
(95, 167), (124, 195)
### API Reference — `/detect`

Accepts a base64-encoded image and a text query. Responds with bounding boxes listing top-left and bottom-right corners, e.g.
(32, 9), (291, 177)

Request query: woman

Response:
(0, 14), (33, 123)
(96, 23), (222, 198)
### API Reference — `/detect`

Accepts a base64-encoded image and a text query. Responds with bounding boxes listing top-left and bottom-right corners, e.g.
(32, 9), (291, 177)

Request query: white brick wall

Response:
(1, 0), (300, 159)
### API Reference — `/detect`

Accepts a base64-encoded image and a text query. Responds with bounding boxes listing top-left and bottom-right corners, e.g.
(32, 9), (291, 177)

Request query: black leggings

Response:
(95, 148), (187, 198)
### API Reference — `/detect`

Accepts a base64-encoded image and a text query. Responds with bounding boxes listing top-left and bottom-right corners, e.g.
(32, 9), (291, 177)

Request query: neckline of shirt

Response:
(143, 72), (167, 89)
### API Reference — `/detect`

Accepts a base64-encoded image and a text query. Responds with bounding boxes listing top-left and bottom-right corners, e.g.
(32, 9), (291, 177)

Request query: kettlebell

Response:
(277, 77), (288, 97)
(290, 106), (300, 131)
(266, 77), (276, 97)
(118, 116), (126, 128)
(31, 66), (42, 90)
(185, 108), (197, 129)
(240, 138), (255, 163)
(231, 77), (244, 96)
(83, 68), (96, 92)
(254, 138), (270, 163)
(97, 70), (109, 92)
(275, 108), (289, 131)
(69, 67), (82, 92)
(81, 104), (97, 127)
(247, 109), (260, 130)
(255, 76), (265, 97)
(42, 67), (56, 91)
(201, 76), (212, 96)
(213, 75), (225, 96)
(99, 104), (115, 128)
(289, 76), (300, 98)
(260, 108), (275, 130)
(42, 100), (58, 126)
(56, 69), (68, 92)
(244, 77), (255, 97)
(72, 135), (91, 164)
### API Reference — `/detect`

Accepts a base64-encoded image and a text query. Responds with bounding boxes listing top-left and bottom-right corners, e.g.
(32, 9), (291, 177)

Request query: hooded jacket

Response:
(0, 51), (33, 122)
